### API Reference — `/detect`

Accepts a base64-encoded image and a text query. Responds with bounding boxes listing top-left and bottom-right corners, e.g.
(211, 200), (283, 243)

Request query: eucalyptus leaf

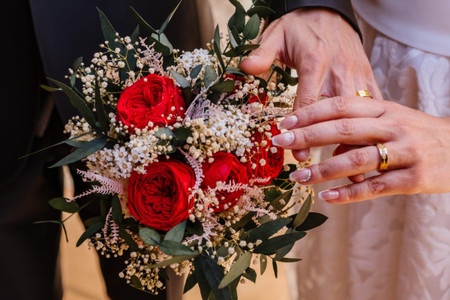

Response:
(272, 259), (278, 278)
(49, 137), (107, 168)
(243, 14), (260, 40)
(94, 79), (109, 133)
(247, 6), (275, 18)
(34, 220), (69, 243)
(139, 227), (161, 246)
(242, 267), (257, 283)
(130, 275), (143, 289)
(271, 190), (293, 211)
(209, 80), (235, 93)
(47, 78), (96, 128)
(204, 66), (217, 88)
(70, 57), (83, 87)
(228, 0), (246, 33)
(253, 231), (307, 255)
(171, 70), (190, 88)
(219, 251), (252, 288)
(190, 65), (203, 79)
(152, 32), (173, 55)
(260, 254), (267, 275)
(194, 255), (231, 300)
(119, 228), (141, 252)
(173, 127), (193, 141)
(274, 65), (298, 86)
(111, 195), (123, 226)
(293, 194), (312, 228)
(231, 44), (259, 55)
(49, 197), (79, 213)
(227, 26), (240, 49)
(164, 221), (186, 243)
(40, 84), (61, 92)
(278, 258), (302, 263)
(129, 6), (157, 34)
(243, 218), (291, 243)
(274, 229), (295, 261)
(159, 0), (182, 34)
(159, 240), (196, 256)
(295, 212), (328, 231)
(183, 272), (198, 293)
(97, 8), (122, 52)
(76, 222), (104, 247)
(154, 127), (175, 140)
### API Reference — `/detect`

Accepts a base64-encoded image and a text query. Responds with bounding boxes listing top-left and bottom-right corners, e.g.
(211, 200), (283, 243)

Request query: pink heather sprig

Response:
(249, 177), (272, 185)
(139, 38), (165, 75)
(70, 170), (125, 201)
(179, 149), (204, 200)
(103, 208), (120, 246)
(185, 219), (218, 245)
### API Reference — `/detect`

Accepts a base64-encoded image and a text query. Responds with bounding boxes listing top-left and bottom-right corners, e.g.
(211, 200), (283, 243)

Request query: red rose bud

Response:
(127, 159), (195, 231)
(245, 123), (284, 184)
(201, 152), (249, 212)
(116, 74), (185, 133)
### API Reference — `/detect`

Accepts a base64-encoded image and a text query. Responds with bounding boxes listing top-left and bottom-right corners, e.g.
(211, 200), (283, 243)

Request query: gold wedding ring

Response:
(356, 89), (373, 98)
(376, 143), (389, 170)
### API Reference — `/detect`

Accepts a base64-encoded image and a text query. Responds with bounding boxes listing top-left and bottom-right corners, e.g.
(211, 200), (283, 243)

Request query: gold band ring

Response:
(376, 143), (389, 170)
(356, 90), (373, 98)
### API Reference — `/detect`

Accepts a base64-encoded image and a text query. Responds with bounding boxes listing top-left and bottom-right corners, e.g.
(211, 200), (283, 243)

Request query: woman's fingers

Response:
(274, 117), (390, 149)
(317, 169), (414, 203)
(280, 96), (387, 130)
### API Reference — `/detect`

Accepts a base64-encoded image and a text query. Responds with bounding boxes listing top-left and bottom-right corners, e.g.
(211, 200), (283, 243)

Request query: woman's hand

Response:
(272, 96), (450, 203)
(240, 8), (381, 109)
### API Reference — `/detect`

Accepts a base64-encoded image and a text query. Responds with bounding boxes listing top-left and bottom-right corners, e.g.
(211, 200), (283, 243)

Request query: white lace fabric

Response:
(287, 19), (450, 300)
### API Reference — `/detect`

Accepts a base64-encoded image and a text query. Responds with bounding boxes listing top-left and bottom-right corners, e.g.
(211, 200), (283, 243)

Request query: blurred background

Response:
(61, 1), (290, 299)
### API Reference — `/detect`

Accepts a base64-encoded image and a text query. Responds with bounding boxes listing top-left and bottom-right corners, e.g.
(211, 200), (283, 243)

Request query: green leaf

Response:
(97, 8), (122, 51)
(227, 26), (240, 49)
(49, 137), (107, 168)
(293, 194), (312, 228)
(278, 258), (302, 263)
(164, 221), (186, 243)
(272, 259), (278, 278)
(194, 255), (231, 300)
(130, 275), (143, 289)
(159, 240), (196, 256)
(271, 190), (293, 211)
(272, 163), (297, 189)
(203, 66), (217, 88)
(243, 14), (260, 40)
(274, 65), (298, 86)
(225, 67), (246, 76)
(111, 195), (123, 226)
(184, 272), (198, 294)
(243, 218), (291, 243)
(94, 80), (109, 133)
(209, 80), (235, 93)
(247, 6), (275, 18)
(70, 57), (83, 87)
(242, 267), (257, 283)
(119, 228), (141, 252)
(147, 35), (171, 57)
(260, 254), (267, 275)
(295, 212), (328, 231)
(274, 228), (295, 261)
(34, 220), (69, 243)
(231, 44), (259, 55)
(149, 253), (198, 268)
(159, 0), (182, 34)
(48, 197), (79, 213)
(76, 222), (104, 247)
(219, 251), (252, 288)
(152, 32), (173, 55)
(190, 65), (203, 79)
(264, 188), (282, 202)
(47, 78), (96, 129)
(139, 227), (161, 246)
(40, 84), (61, 92)
(154, 127), (175, 140)
(171, 70), (190, 88)
(129, 6), (157, 34)
(253, 231), (306, 255)
(228, 0), (246, 33)
(173, 127), (193, 142)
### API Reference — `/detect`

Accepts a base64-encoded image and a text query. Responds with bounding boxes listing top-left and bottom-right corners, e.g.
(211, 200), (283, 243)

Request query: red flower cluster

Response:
(116, 74), (185, 133)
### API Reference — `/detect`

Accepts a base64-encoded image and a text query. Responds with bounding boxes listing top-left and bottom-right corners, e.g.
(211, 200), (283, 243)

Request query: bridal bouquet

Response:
(43, 1), (326, 299)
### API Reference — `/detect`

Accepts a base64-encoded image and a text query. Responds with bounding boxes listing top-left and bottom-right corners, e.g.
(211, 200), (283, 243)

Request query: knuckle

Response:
(348, 151), (367, 169)
(336, 119), (356, 136)
(299, 127), (315, 144)
(367, 179), (387, 195)
(316, 163), (332, 179)
(300, 106), (315, 123)
(331, 96), (348, 113)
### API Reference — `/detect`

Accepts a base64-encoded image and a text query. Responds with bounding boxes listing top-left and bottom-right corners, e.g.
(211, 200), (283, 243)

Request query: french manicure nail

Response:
(280, 115), (298, 130)
(318, 190), (340, 201)
(289, 168), (311, 182)
(272, 131), (294, 147)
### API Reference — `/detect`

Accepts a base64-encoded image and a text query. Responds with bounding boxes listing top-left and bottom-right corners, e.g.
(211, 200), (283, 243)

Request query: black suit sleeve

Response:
(270, 0), (361, 39)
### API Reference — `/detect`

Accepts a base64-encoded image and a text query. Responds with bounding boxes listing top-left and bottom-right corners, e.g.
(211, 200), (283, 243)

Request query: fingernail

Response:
(280, 115), (298, 130)
(272, 131), (294, 147)
(289, 168), (311, 182)
(318, 190), (339, 201)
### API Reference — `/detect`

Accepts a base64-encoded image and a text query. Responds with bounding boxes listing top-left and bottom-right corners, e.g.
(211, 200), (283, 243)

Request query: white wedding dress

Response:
(287, 7), (450, 300)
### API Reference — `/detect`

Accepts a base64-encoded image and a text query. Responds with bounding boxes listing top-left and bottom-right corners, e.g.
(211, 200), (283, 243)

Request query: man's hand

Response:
(240, 8), (382, 109)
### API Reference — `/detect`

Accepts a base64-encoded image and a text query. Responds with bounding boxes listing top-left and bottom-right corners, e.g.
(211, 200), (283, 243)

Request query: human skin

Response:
(240, 8), (381, 161)
(272, 96), (450, 203)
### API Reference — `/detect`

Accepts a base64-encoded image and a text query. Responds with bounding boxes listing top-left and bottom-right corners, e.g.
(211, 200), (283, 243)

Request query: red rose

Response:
(245, 123), (284, 184)
(116, 74), (185, 133)
(127, 159), (195, 231)
(201, 152), (249, 212)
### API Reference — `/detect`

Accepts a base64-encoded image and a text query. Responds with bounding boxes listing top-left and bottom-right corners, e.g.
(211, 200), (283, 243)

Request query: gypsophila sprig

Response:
(40, 2), (327, 299)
